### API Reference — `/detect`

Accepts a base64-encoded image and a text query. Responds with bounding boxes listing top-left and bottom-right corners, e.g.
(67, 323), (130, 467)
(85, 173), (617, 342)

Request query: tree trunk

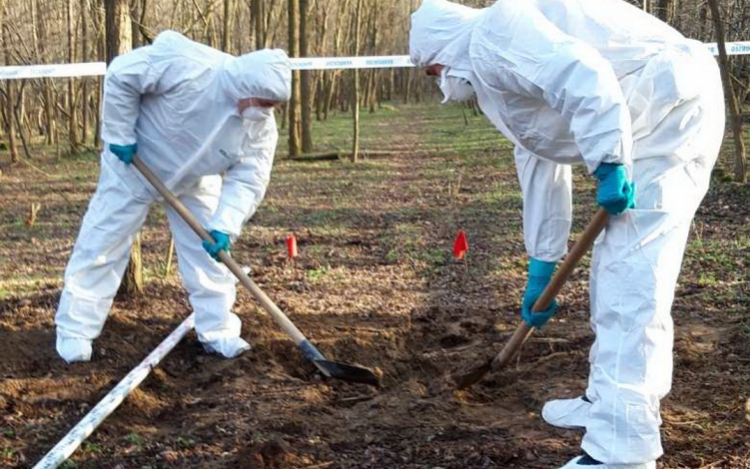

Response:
(351, 0), (364, 163)
(221, 0), (234, 53)
(117, 234), (143, 297)
(708, 0), (747, 182)
(35, 0), (56, 145)
(366, 3), (379, 113)
(131, 0), (141, 48)
(316, 72), (325, 121)
(324, 72), (337, 120)
(300, 0), (313, 153)
(253, 0), (265, 49)
(106, 0), (143, 296)
(82, 0), (89, 144)
(656, 0), (673, 23)
(1, 2), (19, 164)
(94, 0), (105, 145)
(67, 0), (79, 148)
(287, 0), (301, 157)
(106, 0), (133, 63)
(15, 84), (32, 161)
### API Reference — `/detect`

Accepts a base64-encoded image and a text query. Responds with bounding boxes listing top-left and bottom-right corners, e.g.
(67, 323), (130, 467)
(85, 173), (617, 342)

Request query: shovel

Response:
(455, 208), (609, 390)
(131, 155), (381, 387)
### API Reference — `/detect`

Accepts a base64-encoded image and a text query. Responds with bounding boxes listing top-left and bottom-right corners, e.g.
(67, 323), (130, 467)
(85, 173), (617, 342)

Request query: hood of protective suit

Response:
(220, 49), (292, 102)
(409, 0), (484, 71)
(409, 0), (715, 173)
(101, 30), (285, 237)
(153, 30), (231, 65)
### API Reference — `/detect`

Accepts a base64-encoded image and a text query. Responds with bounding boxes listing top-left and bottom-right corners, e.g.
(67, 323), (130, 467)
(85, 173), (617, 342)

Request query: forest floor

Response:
(1, 104), (749, 468)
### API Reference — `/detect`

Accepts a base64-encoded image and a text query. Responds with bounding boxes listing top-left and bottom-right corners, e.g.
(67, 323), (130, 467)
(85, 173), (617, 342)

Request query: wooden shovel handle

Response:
(131, 155), (309, 346)
(490, 208), (609, 371)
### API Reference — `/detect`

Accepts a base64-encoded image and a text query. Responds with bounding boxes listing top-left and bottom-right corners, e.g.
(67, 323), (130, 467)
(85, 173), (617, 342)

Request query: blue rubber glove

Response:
(521, 258), (558, 328)
(593, 163), (636, 216)
(202, 230), (231, 262)
(109, 143), (137, 165)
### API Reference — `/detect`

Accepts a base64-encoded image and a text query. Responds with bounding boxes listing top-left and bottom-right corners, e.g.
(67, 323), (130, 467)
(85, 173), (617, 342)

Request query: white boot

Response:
(202, 336), (251, 358)
(56, 336), (93, 363)
(559, 454), (655, 469)
(542, 396), (591, 429)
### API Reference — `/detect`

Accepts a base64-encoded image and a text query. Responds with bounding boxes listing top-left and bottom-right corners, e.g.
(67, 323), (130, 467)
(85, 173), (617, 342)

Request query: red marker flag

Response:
(453, 230), (469, 260)
(286, 234), (298, 258)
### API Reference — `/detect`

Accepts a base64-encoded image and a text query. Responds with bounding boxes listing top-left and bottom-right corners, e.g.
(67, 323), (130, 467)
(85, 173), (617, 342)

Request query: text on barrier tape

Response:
(0, 41), (749, 80)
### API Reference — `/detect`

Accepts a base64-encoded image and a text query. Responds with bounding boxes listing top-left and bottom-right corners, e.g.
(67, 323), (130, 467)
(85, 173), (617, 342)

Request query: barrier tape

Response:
(32, 314), (195, 469)
(0, 62), (106, 80)
(1, 41), (748, 80)
(705, 41), (750, 56)
(290, 55), (414, 70)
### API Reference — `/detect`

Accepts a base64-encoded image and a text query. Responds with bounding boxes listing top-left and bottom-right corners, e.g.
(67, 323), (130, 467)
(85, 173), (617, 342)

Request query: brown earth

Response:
(1, 108), (749, 469)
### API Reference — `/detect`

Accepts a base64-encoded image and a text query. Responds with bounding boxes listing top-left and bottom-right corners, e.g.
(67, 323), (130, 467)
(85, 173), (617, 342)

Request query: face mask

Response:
(241, 106), (273, 122)
(437, 68), (475, 103)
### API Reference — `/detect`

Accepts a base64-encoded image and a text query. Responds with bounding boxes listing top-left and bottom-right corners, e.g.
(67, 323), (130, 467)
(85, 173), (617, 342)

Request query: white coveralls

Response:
(410, 0), (724, 465)
(55, 31), (291, 360)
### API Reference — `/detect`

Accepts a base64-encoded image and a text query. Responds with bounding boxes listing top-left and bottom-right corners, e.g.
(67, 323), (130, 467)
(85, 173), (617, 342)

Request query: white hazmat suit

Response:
(410, 0), (724, 467)
(56, 31), (291, 362)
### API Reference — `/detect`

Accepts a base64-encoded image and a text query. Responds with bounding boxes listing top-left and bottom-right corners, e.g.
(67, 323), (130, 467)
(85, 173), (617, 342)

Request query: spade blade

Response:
(455, 358), (493, 390)
(313, 360), (382, 387)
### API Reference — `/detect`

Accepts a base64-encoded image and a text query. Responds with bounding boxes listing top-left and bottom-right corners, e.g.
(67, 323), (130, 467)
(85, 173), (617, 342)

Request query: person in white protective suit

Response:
(410, 0), (724, 468)
(55, 31), (291, 363)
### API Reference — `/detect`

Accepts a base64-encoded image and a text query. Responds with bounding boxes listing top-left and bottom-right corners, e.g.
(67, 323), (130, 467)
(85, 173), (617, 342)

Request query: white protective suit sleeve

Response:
(514, 146), (573, 262)
(207, 116), (278, 237)
(101, 47), (166, 146)
(471, 1), (634, 173)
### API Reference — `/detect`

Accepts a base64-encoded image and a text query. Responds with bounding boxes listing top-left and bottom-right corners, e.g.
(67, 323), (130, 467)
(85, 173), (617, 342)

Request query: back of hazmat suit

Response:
(55, 31), (292, 363)
(410, 0), (724, 467)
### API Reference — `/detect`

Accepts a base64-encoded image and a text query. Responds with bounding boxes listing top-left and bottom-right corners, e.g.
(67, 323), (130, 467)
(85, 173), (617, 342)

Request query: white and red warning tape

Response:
(1, 41), (749, 80)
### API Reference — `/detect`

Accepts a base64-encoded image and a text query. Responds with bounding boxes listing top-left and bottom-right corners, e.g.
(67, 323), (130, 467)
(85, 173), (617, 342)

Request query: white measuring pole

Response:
(32, 313), (195, 469)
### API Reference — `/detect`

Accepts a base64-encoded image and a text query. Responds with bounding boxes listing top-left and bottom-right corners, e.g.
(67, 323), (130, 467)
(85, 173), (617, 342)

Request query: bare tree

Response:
(1, 0), (19, 163)
(221, 0), (234, 52)
(37, 0), (57, 145)
(300, 0), (313, 153)
(67, 0), (80, 148)
(350, 0), (363, 162)
(252, 0), (265, 49)
(709, 0), (747, 182)
(82, 0), (90, 143)
(287, 0), (301, 157)
(105, 0), (143, 296)
(106, 0), (132, 61)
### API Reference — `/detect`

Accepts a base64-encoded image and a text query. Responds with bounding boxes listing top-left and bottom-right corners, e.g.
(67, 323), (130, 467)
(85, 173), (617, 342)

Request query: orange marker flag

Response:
(453, 230), (469, 260)
(286, 234), (298, 258)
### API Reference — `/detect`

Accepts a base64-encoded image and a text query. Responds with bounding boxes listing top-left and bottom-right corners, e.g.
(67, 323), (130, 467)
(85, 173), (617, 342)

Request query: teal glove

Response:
(521, 258), (558, 328)
(202, 230), (231, 262)
(109, 143), (137, 165)
(593, 163), (636, 216)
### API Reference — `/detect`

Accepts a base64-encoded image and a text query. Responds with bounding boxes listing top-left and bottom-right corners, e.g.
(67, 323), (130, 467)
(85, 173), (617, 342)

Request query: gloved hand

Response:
(109, 143), (137, 165)
(202, 230), (231, 262)
(521, 258), (558, 328)
(593, 163), (636, 216)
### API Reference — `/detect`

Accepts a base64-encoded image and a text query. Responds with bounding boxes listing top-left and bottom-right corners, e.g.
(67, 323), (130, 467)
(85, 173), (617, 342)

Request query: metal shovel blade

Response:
(455, 358), (493, 390)
(313, 360), (382, 387)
